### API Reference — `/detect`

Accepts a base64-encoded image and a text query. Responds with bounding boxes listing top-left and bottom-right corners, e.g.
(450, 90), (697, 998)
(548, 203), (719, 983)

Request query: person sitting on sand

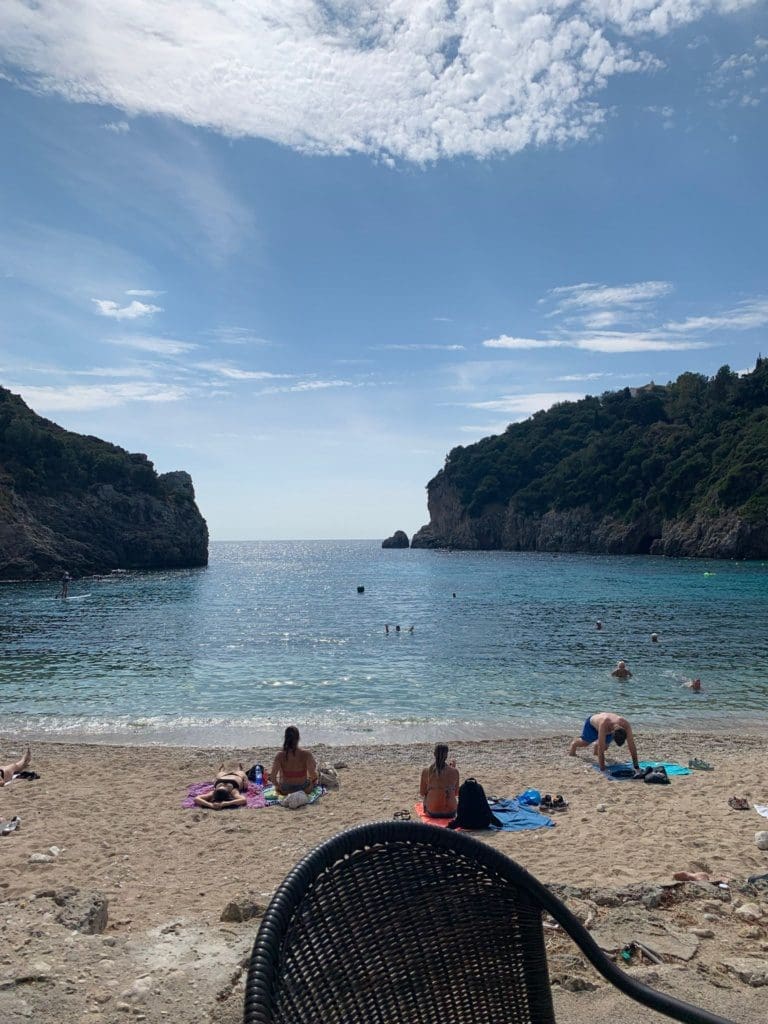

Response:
(568, 712), (640, 772)
(420, 743), (459, 818)
(193, 766), (249, 810)
(611, 659), (632, 679)
(271, 726), (317, 796)
(0, 747), (32, 787)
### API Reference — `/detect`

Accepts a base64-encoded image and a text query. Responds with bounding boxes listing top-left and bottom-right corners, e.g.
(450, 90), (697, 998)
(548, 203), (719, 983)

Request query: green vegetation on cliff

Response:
(0, 387), (209, 578)
(414, 360), (768, 557)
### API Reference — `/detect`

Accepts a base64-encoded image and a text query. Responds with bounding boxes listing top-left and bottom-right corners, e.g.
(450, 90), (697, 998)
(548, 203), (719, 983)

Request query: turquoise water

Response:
(1, 541), (767, 745)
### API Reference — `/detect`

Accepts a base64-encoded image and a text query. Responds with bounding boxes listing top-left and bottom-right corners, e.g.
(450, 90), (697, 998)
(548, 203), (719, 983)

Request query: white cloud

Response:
(553, 371), (612, 381)
(380, 343), (465, 351)
(467, 392), (587, 414)
(483, 336), (564, 350)
(664, 298), (768, 333)
(550, 280), (673, 310)
(211, 326), (271, 346)
(103, 119), (130, 133)
(258, 379), (356, 395)
(107, 335), (197, 355)
(11, 381), (187, 412)
(125, 288), (163, 297)
(0, 0), (753, 162)
(92, 298), (163, 319)
(194, 360), (288, 380)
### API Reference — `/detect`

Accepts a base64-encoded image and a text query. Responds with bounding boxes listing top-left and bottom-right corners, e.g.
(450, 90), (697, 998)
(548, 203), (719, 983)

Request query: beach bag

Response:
(282, 790), (309, 809)
(317, 765), (340, 789)
(448, 778), (501, 830)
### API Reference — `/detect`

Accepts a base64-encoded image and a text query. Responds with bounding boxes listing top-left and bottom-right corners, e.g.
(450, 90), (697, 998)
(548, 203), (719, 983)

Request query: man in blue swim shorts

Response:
(568, 711), (639, 772)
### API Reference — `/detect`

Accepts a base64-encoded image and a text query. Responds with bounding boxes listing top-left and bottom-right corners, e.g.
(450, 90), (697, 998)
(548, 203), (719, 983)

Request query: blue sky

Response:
(1, 1), (767, 540)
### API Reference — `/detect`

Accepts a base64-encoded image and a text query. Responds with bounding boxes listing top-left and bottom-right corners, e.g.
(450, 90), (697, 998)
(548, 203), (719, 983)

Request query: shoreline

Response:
(1, 730), (766, 1022)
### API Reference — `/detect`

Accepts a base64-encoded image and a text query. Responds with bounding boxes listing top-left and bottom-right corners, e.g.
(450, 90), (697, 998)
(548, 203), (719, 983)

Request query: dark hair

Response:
(613, 727), (627, 746)
(212, 783), (233, 802)
(283, 725), (300, 754)
(431, 744), (449, 775)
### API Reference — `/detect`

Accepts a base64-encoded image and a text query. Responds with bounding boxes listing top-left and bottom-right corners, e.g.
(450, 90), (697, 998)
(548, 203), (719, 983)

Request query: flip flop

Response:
(551, 795), (569, 812)
(688, 758), (714, 771)
(540, 794), (553, 811)
(728, 797), (749, 811)
(393, 809), (411, 821)
(0, 816), (21, 836)
(644, 767), (670, 785)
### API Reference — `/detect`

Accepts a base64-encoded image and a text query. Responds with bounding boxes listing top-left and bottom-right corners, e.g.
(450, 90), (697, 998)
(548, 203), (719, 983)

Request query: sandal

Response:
(551, 795), (569, 812)
(728, 797), (749, 811)
(689, 758), (714, 771)
(540, 795), (553, 812)
(393, 809), (411, 821)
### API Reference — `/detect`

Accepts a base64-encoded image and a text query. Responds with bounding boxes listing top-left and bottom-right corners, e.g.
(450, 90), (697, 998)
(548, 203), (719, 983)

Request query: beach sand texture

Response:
(1, 731), (767, 1023)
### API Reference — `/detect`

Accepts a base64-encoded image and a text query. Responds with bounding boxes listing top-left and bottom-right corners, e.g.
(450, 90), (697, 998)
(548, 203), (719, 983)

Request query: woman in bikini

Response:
(0, 747), (31, 787)
(193, 765), (249, 809)
(271, 726), (317, 796)
(420, 743), (459, 818)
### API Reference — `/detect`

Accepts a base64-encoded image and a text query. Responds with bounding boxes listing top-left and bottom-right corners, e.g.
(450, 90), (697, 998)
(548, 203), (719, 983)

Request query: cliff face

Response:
(411, 363), (768, 560)
(411, 476), (768, 558)
(0, 388), (209, 579)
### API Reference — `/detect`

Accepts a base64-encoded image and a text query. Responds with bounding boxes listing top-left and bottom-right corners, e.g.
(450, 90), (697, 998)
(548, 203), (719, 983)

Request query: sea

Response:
(1, 541), (767, 747)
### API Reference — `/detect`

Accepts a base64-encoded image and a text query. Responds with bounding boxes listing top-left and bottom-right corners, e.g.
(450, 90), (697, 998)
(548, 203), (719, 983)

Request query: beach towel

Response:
(263, 784), (325, 806)
(182, 781), (267, 809)
(414, 799), (554, 832)
(596, 761), (691, 780)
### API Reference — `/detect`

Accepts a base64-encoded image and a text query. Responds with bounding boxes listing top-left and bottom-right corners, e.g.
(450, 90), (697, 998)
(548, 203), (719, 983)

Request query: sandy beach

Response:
(1, 729), (767, 1023)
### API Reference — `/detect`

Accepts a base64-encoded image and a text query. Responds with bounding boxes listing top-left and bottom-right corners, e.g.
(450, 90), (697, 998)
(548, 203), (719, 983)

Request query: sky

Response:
(0, 1), (767, 541)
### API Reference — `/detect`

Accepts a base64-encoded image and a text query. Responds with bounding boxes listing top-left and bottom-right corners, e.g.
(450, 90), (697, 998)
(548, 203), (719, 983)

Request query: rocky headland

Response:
(412, 361), (768, 559)
(0, 387), (208, 579)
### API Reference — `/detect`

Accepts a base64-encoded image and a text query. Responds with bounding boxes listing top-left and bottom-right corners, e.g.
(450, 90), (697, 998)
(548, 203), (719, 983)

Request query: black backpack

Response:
(448, 778), (501, 830)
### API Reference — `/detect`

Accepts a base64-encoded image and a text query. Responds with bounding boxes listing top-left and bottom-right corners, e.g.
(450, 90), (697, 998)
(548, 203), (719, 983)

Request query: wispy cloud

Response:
(378, 343), (465, 352)
(107, 335), (197, 356)
(664, 298), (768, 333)
(125, 288), (163, 297)
(483, 331), (707, 353)
(210, 326), (272, 346)
(466, 392), (587, 415)
(549, 280), (673, 311)
(0, 0), (749, 162)
(258, 379), (356, 396)
(93, 298), (163, 320)
(194, 360), (288, 381)
(553, 372), (613, 382)
(10, 381), (187, 412)
(103, 119), (130, 133)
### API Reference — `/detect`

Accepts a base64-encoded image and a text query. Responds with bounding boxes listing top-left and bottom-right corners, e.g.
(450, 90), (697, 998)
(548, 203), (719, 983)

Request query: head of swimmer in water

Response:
(691, 678), (702, 692)
(613, 727), (627, 747)
(617, 660), (627, 669)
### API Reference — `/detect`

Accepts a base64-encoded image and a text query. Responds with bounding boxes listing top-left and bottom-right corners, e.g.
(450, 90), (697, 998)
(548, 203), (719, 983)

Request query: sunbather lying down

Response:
(0, 747), (31, 787)
(193, 766), (249, 810)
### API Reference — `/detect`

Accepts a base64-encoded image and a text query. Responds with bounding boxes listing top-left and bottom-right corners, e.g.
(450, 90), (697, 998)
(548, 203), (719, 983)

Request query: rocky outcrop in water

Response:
(412, 362), (768, 559)
(0, 387), (209, 579)
(382, 530), (410, 548)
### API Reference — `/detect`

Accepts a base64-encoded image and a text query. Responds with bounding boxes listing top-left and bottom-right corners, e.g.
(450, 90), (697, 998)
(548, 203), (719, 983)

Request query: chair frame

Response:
(245, 821), (733, 1024)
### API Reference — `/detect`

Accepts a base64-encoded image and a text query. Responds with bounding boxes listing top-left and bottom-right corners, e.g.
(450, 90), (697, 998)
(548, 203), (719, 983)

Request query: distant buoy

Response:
(357, 585), (365, 594)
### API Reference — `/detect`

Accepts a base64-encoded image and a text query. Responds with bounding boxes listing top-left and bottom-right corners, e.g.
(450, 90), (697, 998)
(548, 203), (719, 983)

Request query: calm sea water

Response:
(1, 541), (767, 746)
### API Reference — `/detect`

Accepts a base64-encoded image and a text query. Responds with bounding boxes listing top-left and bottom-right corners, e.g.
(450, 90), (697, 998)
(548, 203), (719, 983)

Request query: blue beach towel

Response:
(595, 761), (691, 780)
(488, 798), (555, 831)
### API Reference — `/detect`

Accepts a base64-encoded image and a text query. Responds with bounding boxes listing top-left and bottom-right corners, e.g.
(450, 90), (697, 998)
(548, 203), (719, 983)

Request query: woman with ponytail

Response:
(271, 725), (317, 795)
(420, 743), (459, 818)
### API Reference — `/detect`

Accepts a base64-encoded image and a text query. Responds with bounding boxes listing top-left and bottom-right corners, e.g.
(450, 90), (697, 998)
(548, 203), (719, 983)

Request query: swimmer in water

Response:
(651, 632), (659, 643)
(611, 660), (632, 679)
(683, 677), (702, 692)
(596, 620), (603, 630)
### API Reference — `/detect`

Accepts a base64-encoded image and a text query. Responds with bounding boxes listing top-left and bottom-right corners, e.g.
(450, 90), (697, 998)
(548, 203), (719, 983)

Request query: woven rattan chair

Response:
(245, 821), (733, 1024)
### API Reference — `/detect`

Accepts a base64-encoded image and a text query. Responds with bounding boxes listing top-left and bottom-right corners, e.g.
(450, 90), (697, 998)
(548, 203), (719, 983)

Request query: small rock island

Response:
(382, 530), (410, 549)
(0, 386), (209, 579)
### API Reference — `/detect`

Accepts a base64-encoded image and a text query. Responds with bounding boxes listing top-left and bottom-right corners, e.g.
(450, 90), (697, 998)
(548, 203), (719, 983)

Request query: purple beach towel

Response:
(182, 781), (267, 809)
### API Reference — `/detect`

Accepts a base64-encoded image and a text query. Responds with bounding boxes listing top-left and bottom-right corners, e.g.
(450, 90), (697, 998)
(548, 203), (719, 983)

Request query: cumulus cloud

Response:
(107, 335), (197, 355)
(0, 0), (754, 162)
(92, 298), (162, 319)
(11, 381), (187, 412)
